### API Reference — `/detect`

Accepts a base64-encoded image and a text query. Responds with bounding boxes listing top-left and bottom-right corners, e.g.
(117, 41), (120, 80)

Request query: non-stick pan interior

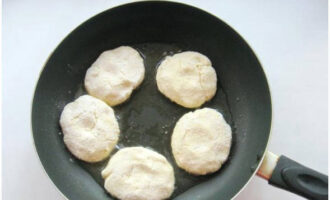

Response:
(32, 2), (272, 200)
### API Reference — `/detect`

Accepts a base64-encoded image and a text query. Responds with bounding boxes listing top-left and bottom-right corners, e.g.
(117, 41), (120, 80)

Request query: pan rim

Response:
(30, 1), (273, 199)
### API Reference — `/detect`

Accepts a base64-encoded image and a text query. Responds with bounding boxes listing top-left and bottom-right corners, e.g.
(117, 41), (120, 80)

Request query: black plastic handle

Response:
(269, 155), (328, 200)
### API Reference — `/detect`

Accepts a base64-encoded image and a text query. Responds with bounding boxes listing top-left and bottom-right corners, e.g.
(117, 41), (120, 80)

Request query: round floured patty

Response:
(171, 108), (232, 175)
(101, 147), (175, 200)
(85, 46), (145, 106)
(156, 51), (217, 108)
(59, 95), (120, 162)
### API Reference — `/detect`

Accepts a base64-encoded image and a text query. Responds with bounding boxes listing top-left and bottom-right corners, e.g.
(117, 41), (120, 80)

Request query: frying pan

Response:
(31, 1), (328, 200)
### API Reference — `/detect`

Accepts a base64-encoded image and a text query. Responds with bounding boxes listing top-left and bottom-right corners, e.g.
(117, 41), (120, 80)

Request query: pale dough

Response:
(171, 108), (232, 175)
(85, 46), (145, 106)
(156, 51), (217, 108)
(101, 147), (175, 200)
(59, 95), (120, 162)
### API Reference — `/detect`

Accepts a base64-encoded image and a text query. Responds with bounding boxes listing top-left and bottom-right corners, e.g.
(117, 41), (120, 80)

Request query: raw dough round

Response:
(85, 46), (145, 106)
(59, 95), (120, 162)
(171, 108), (232, 175)
(156, 51), (217, 108)
(101, 147), (175, 200)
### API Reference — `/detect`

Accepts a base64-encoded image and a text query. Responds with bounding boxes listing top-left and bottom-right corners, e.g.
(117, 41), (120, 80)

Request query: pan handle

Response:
(257, 151), (328, 200)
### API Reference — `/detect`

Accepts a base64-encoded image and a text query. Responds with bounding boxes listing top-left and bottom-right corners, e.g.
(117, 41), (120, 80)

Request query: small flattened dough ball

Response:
(156, 51), (217, 108)
(59, 95), (120, 162)
(85, 46), (145, 106)
(101, 147), (175, 200)
(171, 108), (232, 175)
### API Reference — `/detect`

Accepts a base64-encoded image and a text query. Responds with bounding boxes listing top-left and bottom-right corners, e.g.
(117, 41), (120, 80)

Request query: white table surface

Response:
(3, 0), (328, 199)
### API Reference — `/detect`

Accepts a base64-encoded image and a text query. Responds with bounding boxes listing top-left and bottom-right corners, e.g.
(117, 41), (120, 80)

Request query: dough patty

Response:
(59, 95), (120, 162)
(171, 108), (232, 175)
(101, 147), (175, 200)
(85, 46), (145, 106)
(156, 51), (217, 108)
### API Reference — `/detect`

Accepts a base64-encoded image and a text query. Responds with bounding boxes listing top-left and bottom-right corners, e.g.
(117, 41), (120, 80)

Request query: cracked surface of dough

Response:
(85, 46), (145, 106)
(171, 108), (232, 175)
(156, 51), (217, 108)
(101, 147), (175, 200)
(59, 95), (120, 162)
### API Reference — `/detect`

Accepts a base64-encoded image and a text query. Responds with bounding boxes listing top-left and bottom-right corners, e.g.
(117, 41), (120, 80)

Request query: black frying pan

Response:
(32, 1), (328, 200)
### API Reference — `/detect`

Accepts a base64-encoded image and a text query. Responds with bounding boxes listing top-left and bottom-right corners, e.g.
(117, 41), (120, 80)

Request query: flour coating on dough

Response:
(59, 95), (120, 162)
(102, 147), (175, 200)
(156, 51), (217, 108)
(85, 46), (145, 106)
(171, 108), (232, 175)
